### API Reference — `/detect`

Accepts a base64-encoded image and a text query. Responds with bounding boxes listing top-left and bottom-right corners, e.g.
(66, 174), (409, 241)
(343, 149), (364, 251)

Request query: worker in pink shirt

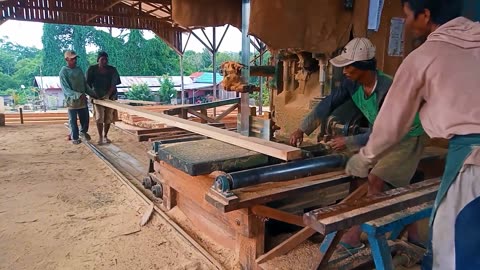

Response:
(346, 1), (480, 269)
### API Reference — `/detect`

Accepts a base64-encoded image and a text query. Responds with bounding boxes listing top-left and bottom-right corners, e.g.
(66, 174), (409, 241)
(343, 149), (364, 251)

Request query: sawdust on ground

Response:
(0, 124), (213, 270)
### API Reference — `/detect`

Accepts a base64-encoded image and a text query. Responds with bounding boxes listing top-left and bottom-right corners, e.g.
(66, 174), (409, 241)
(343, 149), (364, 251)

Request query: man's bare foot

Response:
(104, 137), (112, 143)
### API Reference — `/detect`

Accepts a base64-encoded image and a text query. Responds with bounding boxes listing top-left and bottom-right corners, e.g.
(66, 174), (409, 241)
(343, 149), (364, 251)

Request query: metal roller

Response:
(213, 154), (347, 196)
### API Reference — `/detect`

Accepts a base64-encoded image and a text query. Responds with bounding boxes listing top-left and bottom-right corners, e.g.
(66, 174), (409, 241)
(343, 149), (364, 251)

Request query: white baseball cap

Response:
(64, 50), (78, 60)
(330, 38), (376, 67)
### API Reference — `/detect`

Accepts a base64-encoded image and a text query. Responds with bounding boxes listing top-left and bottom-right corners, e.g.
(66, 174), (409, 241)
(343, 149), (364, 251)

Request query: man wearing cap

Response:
(289, 37), (425, 252)
(86, 51), (121, 145)
(60, 50), (95, 145)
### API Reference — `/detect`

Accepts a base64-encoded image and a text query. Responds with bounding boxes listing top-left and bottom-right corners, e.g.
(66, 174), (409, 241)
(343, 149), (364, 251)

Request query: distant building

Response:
(33, 76), (64, 108)
(34, 72), (235, 107)
(0, 95), (13, 106)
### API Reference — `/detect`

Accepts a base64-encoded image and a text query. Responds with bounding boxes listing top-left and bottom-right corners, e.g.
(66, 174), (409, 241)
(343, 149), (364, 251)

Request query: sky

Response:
(0, 20), (246, 53)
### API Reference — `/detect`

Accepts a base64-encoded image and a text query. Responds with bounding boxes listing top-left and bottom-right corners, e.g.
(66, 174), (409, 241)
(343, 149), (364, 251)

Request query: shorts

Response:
(93, 103), (114, 124)
(370, 135), (426, 188)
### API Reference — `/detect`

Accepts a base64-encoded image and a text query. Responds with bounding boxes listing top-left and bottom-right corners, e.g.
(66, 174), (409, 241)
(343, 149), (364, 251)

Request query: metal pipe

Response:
(214, 154), (347, 193)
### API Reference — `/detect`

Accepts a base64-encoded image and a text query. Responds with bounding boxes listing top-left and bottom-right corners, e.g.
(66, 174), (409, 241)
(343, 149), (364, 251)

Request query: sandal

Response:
(335, 242), (366, 257)
(72, 139), (82, 145)
(104, 137), (112, 143)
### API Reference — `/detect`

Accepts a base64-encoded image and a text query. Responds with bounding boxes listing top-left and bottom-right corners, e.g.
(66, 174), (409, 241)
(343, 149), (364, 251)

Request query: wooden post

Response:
(237, 213), (265, 270)
(19, 108), (24, 124)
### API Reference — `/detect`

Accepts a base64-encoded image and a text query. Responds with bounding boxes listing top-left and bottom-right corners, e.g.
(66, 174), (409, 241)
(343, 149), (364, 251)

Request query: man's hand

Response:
(106, 86), (115, 99)
(345, 153), (371, 178)
(328, 136), (347, 151)
(290, 129), (304, 146)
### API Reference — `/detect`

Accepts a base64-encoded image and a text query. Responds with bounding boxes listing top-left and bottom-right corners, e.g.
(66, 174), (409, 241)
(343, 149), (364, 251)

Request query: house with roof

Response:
(33, 72), (235, 108)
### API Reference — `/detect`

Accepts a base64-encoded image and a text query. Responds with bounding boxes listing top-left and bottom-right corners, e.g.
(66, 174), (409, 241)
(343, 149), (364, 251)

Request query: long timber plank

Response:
(93, 99), (302, 161)
(303, 178), (440, 234)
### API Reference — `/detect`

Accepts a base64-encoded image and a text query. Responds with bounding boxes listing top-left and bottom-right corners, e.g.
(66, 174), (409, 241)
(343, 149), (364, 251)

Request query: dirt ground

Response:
(0, 124), (213, 270)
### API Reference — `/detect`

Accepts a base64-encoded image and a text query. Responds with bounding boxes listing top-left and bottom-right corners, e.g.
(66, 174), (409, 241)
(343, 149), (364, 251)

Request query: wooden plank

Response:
(138, 130), (193, 141)
(238, 214), (265, 270)
(93, 99), (302, 161)
(312, 182), (370, 268)
(304, 179), (440, 234)
(135, 127), (183, 135)
(118, 99), (161, 105)
(251, 205), (304, 227)
(215, 103), (239, 121)
(187, 108), (219, 123)
(164, 98), (240, 116)
(149, 135), (207, 144)
(205, 172), (351, 212)
(256, 183), (368, 265)
(256, 227), (316, 264)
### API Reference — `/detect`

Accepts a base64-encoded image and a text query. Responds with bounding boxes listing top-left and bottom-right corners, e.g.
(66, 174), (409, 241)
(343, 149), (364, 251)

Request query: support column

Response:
(180, 54), (185, 104)
(258, 52), (263, 115)
(239, 0), (251, 136)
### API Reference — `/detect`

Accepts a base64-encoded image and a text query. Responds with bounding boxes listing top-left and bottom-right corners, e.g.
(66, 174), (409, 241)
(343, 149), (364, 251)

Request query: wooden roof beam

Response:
(87, 0), (127, 22)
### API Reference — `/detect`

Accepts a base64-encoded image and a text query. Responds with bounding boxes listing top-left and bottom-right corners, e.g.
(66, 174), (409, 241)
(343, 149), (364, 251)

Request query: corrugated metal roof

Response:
(34, 76), (194, 89)
(160, 76), (194, 86)
(174, 83), (215, 91)
(33, 76), (62, 89)
(118, 76), (161, 88)
(193, 72), (223, 84)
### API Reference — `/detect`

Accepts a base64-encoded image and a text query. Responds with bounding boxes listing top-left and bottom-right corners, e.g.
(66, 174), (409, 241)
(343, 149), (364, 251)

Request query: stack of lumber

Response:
(4, 112), (69, 125)
(116, 123), (230, 142)
(118, 104), (239, 129)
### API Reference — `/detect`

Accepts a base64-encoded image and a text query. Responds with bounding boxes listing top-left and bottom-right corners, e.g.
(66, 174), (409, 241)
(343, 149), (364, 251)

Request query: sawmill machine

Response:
(143, 48), (373, 204)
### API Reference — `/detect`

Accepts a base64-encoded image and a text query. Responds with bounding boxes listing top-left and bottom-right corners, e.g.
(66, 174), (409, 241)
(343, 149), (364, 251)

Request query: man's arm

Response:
(86, 66), (94, 88)
(299, 80), (352, 135)
(349, 129), (371, 147)
(107, 67), (121, 99)
(59, 68), (82, 100)
(111, 67), (121, 86)
(360, 56), (425, 162)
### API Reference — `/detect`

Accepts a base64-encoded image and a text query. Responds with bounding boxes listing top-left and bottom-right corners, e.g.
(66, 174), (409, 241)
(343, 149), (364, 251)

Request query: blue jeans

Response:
(68, 107), (90, 140)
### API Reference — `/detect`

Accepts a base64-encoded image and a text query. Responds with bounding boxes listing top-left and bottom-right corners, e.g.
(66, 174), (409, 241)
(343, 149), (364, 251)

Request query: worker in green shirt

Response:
(290, 38), (426, 254)
(59, 50), (95, 145)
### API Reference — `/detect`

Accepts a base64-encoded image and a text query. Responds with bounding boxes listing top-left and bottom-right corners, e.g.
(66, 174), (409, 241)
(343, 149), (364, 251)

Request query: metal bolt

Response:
(235, 219), (241, 226)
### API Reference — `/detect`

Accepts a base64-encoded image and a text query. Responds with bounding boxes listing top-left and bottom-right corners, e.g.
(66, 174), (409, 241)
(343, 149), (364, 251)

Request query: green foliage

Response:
(0, 73), (18, 91)
(0, 87), (39, 105)
(13, 54), (42, 87)
(251, 85), (270, 106)
(126, 83), (154, 101)
(41, 24), (95, 75)
(159, 75), (176, 104)
(1, 24), (276, 109)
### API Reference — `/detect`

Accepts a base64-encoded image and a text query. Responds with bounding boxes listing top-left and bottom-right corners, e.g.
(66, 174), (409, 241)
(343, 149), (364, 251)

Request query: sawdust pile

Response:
(0, 124), (212, 270)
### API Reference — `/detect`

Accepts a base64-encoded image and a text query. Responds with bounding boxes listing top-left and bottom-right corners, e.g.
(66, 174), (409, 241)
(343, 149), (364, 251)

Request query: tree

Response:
(126, 83), (153, 101)
(159, 75), (176, 104)
(200, 48), (212, 69)
(0, 73), (18, 91)
(13, 54), (42, 87)
(41, 24), (95, 75)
